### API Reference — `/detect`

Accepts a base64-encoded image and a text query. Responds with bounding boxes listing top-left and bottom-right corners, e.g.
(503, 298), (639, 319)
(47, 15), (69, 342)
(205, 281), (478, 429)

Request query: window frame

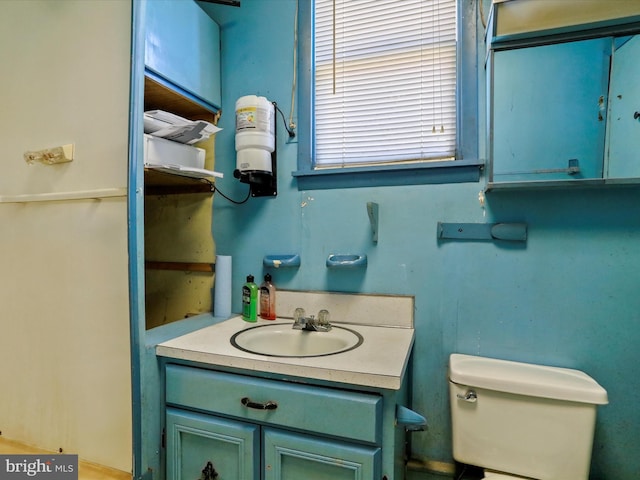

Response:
(293, 0), (482, 190)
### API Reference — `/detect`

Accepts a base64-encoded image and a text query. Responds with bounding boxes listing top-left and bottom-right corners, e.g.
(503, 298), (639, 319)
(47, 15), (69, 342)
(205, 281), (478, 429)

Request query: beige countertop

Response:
(156, 315), (414, 390)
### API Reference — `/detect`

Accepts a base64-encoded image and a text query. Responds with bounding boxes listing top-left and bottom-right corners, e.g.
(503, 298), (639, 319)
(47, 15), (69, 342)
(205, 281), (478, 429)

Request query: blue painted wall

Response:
(201, 1), (640, 478)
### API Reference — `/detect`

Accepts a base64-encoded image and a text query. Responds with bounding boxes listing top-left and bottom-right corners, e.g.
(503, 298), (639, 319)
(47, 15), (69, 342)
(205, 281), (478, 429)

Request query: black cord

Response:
(204, 179), (251, 204)
(272, 102), (296, 138)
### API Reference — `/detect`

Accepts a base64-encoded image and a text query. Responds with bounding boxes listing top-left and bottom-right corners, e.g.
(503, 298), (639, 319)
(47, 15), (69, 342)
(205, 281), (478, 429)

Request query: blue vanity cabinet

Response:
(166, 408), (260, 480)
(164, 364), (404, 479)
(144, 0), (221, 109)
(263, 428), (381, 480)
(490, 37), (611, 184)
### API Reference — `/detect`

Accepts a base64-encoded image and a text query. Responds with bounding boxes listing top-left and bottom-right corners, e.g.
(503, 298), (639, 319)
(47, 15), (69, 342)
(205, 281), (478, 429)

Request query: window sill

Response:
(292, 159), (483, 190)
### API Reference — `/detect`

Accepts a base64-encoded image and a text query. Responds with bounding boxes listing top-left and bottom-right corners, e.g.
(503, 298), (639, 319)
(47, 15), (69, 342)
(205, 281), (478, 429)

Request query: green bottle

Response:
(242, 275), (258, 322)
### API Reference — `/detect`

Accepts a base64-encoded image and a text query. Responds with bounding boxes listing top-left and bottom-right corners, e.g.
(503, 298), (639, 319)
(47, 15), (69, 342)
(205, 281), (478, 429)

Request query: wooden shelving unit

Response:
(144, 168), (214, 195)
(143, 76), (219, 329)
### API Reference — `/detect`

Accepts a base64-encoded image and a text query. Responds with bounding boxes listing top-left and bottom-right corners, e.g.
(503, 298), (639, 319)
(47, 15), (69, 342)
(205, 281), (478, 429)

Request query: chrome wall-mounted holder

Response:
(437, 222), (528, 242)
(500, 158), (580, 176)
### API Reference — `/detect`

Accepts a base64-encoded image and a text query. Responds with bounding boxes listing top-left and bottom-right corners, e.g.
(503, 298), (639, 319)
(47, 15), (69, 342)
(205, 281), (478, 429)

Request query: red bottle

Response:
(259, 273), (276, 320)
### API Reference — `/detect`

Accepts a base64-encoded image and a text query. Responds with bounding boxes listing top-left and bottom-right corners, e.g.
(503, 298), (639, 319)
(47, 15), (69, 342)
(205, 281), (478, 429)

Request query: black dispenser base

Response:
(233, 162), (277, 197)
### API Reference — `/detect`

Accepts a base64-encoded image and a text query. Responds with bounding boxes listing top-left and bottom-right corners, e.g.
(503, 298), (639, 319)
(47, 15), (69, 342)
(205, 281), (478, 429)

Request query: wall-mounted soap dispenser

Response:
(233, 95), (277, 197)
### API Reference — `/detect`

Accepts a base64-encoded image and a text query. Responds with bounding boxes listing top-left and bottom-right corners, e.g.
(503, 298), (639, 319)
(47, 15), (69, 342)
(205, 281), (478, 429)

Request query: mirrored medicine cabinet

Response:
(485, 1), (640, 190)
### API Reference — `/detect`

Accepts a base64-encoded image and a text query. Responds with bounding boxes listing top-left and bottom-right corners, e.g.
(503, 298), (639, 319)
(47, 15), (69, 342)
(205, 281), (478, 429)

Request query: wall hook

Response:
(367, 201), (379, 243)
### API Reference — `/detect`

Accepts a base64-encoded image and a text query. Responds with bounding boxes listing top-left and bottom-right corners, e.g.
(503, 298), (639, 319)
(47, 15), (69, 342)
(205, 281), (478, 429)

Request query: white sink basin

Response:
(231, 322), (363, 357)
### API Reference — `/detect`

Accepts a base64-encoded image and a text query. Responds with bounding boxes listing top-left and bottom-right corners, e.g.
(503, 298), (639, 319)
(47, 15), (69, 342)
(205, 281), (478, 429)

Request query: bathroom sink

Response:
(230, 322), (363, 357)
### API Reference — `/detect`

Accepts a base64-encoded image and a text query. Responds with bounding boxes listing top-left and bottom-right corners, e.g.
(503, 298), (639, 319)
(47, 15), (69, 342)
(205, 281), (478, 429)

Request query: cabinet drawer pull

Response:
(241, 397), (278, 410)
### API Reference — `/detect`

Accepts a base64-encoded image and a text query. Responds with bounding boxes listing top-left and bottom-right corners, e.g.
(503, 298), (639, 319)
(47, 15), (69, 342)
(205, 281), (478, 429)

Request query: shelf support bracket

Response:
(437, 222), (528, 243)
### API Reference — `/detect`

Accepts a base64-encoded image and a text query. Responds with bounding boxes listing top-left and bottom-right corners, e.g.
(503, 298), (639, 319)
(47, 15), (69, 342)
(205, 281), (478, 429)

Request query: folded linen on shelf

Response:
(144, 110), (222, 145)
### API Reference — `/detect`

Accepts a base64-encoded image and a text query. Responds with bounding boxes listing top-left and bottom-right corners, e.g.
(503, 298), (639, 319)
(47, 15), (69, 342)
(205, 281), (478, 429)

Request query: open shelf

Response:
(144, 169), (215, 195)
(144, 76), (220, 123)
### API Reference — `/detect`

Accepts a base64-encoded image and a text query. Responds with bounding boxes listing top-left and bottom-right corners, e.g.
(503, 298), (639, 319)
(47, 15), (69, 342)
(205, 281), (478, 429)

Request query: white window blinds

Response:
(314, 0), (457, 168)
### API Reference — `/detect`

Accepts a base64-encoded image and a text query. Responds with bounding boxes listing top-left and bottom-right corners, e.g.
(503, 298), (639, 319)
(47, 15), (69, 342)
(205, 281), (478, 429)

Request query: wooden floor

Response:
(0, 437), (131, 480)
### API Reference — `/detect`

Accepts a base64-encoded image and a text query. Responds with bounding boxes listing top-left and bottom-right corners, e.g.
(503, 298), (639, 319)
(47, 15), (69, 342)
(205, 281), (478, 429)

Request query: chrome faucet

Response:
(292, 308), (332, 332)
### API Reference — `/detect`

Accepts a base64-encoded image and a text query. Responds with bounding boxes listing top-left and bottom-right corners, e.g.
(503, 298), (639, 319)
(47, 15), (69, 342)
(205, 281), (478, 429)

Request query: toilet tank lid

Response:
(449, 354), (608, 405)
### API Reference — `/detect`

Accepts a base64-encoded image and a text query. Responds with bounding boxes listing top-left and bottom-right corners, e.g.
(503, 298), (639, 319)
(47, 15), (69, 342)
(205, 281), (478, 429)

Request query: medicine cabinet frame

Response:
(485, 4), (640, 191)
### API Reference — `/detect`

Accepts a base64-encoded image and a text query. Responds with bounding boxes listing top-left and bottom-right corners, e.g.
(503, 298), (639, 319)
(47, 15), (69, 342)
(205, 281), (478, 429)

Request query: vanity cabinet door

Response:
(144, 0), (221, 108)
(166, 408), (260, 480)
(606, 35), (640, 179)
(491, 37), (611, 183)
(263, 428), (381, 480)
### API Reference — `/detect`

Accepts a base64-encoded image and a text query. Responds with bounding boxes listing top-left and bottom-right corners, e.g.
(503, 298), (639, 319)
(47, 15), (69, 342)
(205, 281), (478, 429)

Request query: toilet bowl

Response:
(449, 354), (608, 480)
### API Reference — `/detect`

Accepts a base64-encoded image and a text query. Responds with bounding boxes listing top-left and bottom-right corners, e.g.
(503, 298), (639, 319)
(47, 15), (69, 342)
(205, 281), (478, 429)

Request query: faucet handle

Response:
(293, 308), (306, 324)
(317, 309), (331, 326)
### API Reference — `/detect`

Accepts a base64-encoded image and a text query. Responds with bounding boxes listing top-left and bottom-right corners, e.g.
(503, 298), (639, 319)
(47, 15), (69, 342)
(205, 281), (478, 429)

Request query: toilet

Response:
(448, 354), (608, 480)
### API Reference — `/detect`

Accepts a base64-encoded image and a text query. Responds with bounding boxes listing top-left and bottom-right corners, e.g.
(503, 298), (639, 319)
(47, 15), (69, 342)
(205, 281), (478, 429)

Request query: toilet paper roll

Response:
(214, 255), (232, 318)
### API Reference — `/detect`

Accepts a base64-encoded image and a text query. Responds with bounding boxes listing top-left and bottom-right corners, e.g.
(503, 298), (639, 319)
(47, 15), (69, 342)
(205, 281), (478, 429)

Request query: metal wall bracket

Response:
(437, 222), (528, 242)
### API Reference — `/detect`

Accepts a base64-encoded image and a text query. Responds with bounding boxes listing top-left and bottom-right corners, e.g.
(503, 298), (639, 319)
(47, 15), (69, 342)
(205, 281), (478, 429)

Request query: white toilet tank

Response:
(449, 354), (608, 480)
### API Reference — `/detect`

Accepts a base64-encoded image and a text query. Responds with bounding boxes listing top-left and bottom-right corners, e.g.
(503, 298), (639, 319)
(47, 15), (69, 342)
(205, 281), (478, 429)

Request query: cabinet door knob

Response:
(241, 396), (278, 410)
(634, 111), (640, 120)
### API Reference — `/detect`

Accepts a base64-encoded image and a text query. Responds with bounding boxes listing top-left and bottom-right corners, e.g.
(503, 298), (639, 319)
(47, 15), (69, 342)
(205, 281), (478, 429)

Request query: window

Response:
(294, 0), (481, 189)
(315, 0), (456, 167)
